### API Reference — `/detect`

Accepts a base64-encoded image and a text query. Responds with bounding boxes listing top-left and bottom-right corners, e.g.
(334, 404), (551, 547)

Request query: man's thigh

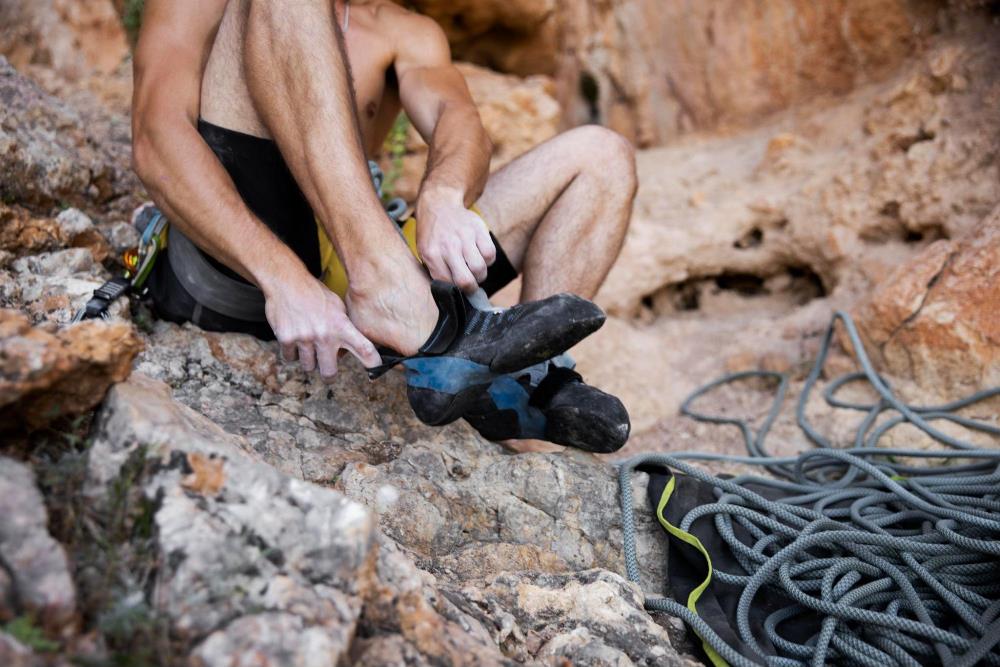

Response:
(475, 126), (608, 270)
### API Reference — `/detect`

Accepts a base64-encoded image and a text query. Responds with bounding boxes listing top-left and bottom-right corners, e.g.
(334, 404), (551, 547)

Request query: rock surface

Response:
(0, 1), (997, 665)
(80, 369), (686, 665)
(403, 0), (940, 147)
(0, 0), (127, 80)
(854, 203), (1000, 398)
(570, 21), (1000, 429)
(0, 57), (131, 209)
(0, 457), (76, 633)
(89, 374), (377, 666)
(133, 321), (671, 593)
(0, 309), (141, 431)
(0, 632), (44, 667)
(596, 30), (1000, 318)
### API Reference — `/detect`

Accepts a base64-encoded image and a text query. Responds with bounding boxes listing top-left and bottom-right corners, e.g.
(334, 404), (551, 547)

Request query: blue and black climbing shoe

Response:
(368, 280), (605, 379)
(463, 361), (631, 453)
(370, 281), (606, 426)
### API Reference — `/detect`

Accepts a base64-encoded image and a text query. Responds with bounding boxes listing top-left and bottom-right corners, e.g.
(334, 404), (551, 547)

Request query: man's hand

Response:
(416, 188), (497, 293)
(263, 275), (382, 380)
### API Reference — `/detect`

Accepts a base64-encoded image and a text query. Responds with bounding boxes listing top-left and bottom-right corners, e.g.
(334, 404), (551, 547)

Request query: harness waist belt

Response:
(168, 227), (268, 322)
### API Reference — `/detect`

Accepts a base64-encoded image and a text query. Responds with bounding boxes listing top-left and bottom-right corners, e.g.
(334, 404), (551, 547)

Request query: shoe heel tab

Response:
(419, 281), (465, 355)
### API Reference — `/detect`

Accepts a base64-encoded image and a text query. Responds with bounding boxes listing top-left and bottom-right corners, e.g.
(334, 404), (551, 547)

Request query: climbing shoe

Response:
(373, 281), (606, 426)
(462, 360), (631, 453)
(368, 280), (605, 378)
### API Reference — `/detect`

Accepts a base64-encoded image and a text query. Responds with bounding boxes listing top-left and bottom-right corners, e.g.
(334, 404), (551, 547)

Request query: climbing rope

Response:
(618, 311), (1000, 667)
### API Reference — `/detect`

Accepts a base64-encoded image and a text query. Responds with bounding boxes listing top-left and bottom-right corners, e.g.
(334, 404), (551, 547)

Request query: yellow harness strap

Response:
(316, 204), (488, 299)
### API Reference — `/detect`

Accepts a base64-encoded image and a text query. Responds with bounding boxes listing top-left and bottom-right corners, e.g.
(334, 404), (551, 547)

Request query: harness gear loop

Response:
(71, 210), (168, 323)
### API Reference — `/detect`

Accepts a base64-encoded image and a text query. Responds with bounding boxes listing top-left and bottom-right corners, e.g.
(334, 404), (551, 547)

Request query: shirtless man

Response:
(131, 0), (637, 452)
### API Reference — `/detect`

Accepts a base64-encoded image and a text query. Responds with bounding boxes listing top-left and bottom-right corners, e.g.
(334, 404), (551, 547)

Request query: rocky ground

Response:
(1, 1), (999, 666)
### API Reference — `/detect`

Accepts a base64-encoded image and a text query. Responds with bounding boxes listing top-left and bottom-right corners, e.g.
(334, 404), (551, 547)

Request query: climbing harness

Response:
(619, 311), (1000, 667)
(72, 160), (406, 324)
(72, 208), (168, 322)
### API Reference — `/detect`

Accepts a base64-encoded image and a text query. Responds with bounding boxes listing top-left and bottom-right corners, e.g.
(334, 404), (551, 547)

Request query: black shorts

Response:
(148, 119), (518, 340)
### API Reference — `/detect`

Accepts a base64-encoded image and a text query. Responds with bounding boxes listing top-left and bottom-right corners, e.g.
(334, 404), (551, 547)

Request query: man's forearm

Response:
(243, 2), (412, 288)
(133, 114), (309, 295)
(419, 103), (493, 208)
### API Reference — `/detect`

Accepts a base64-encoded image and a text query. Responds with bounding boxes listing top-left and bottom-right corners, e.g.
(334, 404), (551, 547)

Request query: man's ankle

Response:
(346, 275), (439, 356)
(347, 254), (422, 296)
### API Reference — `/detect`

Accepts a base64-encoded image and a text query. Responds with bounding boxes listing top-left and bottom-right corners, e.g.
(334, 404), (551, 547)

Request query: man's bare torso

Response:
(200, 0), (410, 155)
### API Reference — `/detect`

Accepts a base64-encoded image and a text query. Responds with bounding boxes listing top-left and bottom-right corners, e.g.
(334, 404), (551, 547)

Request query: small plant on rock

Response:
(3, 615), (58, 653)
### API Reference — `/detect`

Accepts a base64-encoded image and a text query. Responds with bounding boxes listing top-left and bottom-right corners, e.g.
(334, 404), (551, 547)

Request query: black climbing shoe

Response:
(463, 363), (631, 453)
(373, 281), (606, 427)
(369, 280), (605, 378)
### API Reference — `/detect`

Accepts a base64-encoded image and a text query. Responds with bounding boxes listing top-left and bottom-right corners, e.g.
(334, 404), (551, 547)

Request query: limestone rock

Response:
(0, 204), (118, 320)
(135, 318), (669, 587)
(191, 612), (359, 667)
(0, 309), (141, 431)
(0, 0), (127, 80)
(101, 220), (138, 256)
(128, 319), (683, 664)
(405, 0), (940, 147)
(0, 205), (65, 258)
(391, 0), (557, 76)
(0, 632), (43, 667)
(594, 31), (1000, 318)
(854, 203), (1000, 397)
(338, 442), (666, 588)
(0, 56), (127, 209)
(451, 570), (701, 666)
(560, 26), (1000, 430)
(355, 535), (514, 666)
(0, 457), (76, 632)
(7, 244), (129, 323)
(135, 321), (497, 485)
(89, 374), (377, 665)
(91, 374), (671, 666)
(53, 208), (92, 237)
(457, 63), (561, 168)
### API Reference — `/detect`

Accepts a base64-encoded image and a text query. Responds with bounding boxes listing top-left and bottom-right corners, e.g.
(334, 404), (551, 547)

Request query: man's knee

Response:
(569, 126), (637, 198)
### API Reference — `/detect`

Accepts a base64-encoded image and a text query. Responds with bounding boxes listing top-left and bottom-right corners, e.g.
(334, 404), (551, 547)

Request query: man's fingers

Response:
(297, 342), (317, 373)
(315, 340), (339, 382)
(463, 242), (488, 283)
(340, 323), (382, 368)
(475, 226), (497, 266)
(445, 248), (479, 293)
(420, 247), (450, 283)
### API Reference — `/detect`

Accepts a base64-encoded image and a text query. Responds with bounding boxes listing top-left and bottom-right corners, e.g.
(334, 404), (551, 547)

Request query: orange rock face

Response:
(0, 205), (64, 257)
(403, 0), (936, 147)
(0, 309), (142, 431)
(0, 0), (127, 80)
(854, 204), (1000, 397)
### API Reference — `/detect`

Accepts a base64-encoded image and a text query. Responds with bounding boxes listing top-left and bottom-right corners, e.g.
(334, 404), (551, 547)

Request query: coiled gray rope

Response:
(618, 311), (1000, 667)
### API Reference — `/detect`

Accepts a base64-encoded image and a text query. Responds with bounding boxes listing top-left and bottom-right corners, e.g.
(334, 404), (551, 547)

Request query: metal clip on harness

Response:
(72, 210), (168, 323)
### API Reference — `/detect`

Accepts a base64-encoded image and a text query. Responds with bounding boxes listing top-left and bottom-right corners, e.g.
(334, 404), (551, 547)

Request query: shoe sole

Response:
(408, 382), (495, 427)
(545, 405), (630, 453)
